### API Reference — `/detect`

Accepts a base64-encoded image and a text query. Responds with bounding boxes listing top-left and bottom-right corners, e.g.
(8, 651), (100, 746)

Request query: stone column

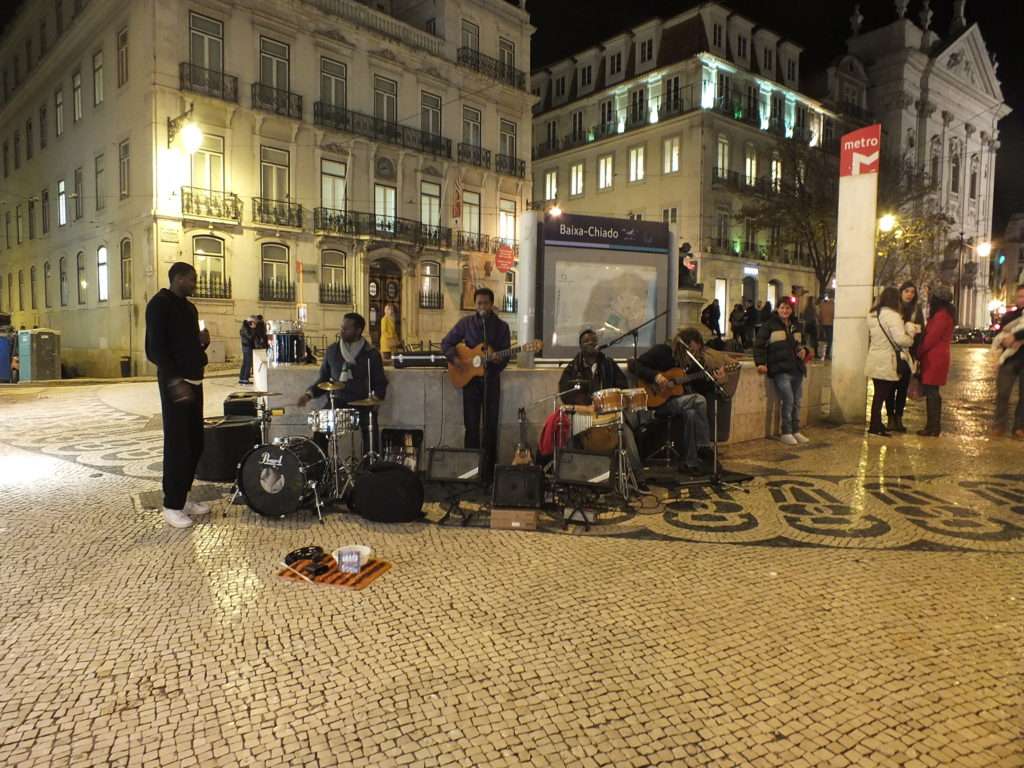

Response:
(516, 211), (539, 367)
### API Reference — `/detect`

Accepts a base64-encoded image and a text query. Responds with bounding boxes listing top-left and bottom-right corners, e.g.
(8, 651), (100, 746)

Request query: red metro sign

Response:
(839, 123), (882, 177)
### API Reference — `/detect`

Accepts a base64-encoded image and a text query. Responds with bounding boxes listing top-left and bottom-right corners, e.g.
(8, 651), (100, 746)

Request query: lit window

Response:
(598, 155), (613, 189)
(663, 137), (679, 174)
(628, 146), (645, 182)
(570, 162), (584, 196)
(544, 170), (557, 201)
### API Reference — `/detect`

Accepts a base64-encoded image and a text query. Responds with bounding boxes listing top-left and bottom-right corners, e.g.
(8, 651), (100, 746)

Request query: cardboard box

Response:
(490, 507), (539, 531)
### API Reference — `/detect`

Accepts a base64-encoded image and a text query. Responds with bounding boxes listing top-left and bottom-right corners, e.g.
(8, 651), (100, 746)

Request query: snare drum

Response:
(621, 388), (648, 411)
(308, 408), (361, 435)
(592, 388), (624, 414)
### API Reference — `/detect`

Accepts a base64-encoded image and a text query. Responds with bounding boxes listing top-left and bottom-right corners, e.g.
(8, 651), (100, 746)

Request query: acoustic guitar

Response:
(511, 408), (533, 465)
(447, 340), (544, 389)
(639, 363), (741, 408)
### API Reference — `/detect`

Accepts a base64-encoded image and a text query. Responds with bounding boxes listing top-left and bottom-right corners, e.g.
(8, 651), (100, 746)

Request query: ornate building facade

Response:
(0, 0), (533, 375)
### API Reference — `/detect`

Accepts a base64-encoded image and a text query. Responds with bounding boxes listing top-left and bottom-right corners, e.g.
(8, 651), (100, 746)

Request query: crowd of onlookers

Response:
(702, 294), (835, 360)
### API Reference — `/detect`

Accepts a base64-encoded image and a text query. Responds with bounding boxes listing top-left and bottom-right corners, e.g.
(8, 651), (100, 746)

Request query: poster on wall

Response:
(460, 250), (505, 310)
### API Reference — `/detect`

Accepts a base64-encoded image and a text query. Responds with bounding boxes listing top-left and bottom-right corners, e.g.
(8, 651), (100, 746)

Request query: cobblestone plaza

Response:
(0, 347), (1021, 767)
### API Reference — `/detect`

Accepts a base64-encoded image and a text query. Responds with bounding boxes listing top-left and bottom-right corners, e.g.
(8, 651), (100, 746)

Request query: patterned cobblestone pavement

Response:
(0, 348), (1021, 767)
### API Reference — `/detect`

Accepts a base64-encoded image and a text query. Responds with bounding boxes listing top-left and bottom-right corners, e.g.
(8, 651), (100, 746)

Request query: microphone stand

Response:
(598, 310), (668, 360)
(670, 348), (750, 493)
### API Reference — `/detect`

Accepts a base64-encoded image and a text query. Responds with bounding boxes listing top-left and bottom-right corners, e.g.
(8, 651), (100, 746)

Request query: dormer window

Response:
(787, 60), (796, 81)
(555, 76), (566, 97)
(764, 49), (773, 72)
(737, 37), (748, 58)
(609, 52), (622, 75)
(713, 23), (723, 48)
(639, 39), (653, 63)
(580, 65), (592, 87)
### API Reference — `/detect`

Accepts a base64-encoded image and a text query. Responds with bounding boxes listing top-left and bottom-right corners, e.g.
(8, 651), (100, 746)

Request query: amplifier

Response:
(392, 352), (449, 369)
(196, 417), (262, 482)
(554, 449), (615, 489)
(492, 465), (544, 509)
(224, 391), (259, 418)
(427, 447), (482, 483)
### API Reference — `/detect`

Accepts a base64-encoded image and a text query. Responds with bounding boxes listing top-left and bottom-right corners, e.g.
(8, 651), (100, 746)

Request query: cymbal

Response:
(249, 391), (282, 397)
(317, 381), (347, 392)
(347, 398), (383, 408)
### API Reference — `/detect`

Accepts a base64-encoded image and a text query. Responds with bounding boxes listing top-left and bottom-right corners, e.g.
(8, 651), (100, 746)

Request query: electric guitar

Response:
(512, 408), (533, 465)
(639, 363), (741, 408)
(446, 340), (543, 389)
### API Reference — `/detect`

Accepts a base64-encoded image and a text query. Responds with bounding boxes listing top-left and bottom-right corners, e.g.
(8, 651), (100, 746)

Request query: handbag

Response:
(876, 312), (911, 379)
(907, 374), (924, 400)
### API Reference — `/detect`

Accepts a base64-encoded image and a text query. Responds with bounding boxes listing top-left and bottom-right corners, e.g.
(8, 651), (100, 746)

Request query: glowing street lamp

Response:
(878, 214), (897, 233)
(975, 241), (992, 259)
(548, 205), (562, 218)
(167, 103), (203, 153)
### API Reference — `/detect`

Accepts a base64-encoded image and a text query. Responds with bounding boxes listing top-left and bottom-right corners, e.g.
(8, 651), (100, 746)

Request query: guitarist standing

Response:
(442, 288), (511, 483)
(993, 283), (1024, 438)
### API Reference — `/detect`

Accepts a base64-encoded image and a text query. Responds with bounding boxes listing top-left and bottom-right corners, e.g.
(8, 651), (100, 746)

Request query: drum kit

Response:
(231, 381), (409, 524)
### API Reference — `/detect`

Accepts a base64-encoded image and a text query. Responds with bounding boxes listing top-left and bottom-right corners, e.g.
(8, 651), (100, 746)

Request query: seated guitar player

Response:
(628, 328), (724, 474)
(559, 329), (647, 489)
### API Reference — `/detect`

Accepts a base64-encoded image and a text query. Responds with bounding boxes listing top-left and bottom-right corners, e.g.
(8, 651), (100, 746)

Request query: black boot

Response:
(890, 414), (907, 433)
(917, 394), (940, 436)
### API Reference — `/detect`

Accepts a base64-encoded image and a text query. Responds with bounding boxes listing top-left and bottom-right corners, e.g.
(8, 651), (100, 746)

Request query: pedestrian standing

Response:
(819, 295), (835, 359)
(742, 300), (758, 349)
(252, 316), (269, 392)
(992, 283), (1024, 438)
(700, 299), (722, 338)
(801, 296), (819, 360)
(238, 316), (255, 385)
(915, 286), (955, 437)
(145, 262), (211, 528)
(865, 286), (916, 437)
(729, 303), (745, 344)
(885, 281), (924, 432)
(379, 303), (402, 360)
(754, 297), (812, 445)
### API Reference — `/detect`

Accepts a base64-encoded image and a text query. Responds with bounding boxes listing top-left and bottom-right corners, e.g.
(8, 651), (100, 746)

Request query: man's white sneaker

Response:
(185, 499), (211, 516)
(163, 507), (194, 528)
(793, 432), (810, 444)
(779, 433), (799, 446)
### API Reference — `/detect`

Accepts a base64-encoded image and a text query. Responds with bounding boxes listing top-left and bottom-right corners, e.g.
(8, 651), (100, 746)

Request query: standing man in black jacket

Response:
(145, 262), (211, 528)
(298, 312), (388, 456)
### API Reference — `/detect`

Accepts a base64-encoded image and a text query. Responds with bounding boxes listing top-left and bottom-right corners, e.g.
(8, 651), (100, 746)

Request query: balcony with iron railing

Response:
(791, 125), (813, 145)
(533, 138), (560, 160)
(458, 143), (491, 169)
(495, 154), (526, 178)
(712, 167), (741, 190)
(561, 131), (588, 150)
(457, 231), (490, 252)
(303, 0), (443, 57)
(179, 63), (239, 103)
(708, 237), (739, 255)
(253, 197), (303, 228)
(319, 283), (353, 305)
(456, 47), (526, 91)
(181, 187), (242, 223)
(259, 278), (296, 302)
(490, 237), (518, 256)
(418, 289), (444, 310)
(624, 106), (648, 131)
(314, 102), (451, 158)
(251, 83), (303, 120)
(313, 208), (452, 248)
(659, 86), (699, 120)
(193, 274), (232, 299)
(742, 241), (768, 258)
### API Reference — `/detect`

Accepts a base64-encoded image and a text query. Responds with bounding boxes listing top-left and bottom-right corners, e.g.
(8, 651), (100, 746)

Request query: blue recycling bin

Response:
(0, 336), (12, 382)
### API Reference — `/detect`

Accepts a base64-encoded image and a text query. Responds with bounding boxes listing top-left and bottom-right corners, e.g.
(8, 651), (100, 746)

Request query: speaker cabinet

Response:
(554, 450), (615, 489)
(492, 465), (544, 509)
(196, 416), (262, 482)
(427, 448), (482, 483)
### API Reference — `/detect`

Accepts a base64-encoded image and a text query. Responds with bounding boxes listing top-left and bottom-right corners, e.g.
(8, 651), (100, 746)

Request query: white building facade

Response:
(0, 0), (533, 376)
(530, 4), (855, 325)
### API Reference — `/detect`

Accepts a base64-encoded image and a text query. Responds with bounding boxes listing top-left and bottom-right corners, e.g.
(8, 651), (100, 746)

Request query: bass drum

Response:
(237, 436), (329, 518)
(350, 462), (425, 523)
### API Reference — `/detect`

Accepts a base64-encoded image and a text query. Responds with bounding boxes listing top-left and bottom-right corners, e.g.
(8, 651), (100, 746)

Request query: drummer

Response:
(298, 312), (387, 456)
(559, 329), (647, 489)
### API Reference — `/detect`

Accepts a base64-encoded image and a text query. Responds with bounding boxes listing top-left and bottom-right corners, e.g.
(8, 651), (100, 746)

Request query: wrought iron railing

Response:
(458, 143), (491, 169)
(712, 167), (741, 189)
(625, 106), (648, 130)
(253, 197), (303, 228)
(418, 289), (444, 309)
(490, 237), (518, 255)
(259, 278), (295, 302)
(313, 207), (452, 248)
(305, 0), (443, 56)
(193, 274), (232, 299)
(457, 230), (489, 252)
(456, 47), (526, 91)
(179, 63), (239, 103)
(659, 85), (698, 119)
(319, 283), (352, 305)
(313, 102), (451, 158)
(533, 139), (560, 160)
(495, 154), (526, 178)
(251, 83), (302, 120)
(181, 187), (242, 223)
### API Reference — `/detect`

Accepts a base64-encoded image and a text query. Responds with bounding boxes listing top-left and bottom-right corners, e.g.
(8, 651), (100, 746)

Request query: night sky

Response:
(2, 0), (1020, 232)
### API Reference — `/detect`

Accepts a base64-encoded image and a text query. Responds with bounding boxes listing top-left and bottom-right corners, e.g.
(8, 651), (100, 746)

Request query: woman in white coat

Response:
(866, 286), (917, 436)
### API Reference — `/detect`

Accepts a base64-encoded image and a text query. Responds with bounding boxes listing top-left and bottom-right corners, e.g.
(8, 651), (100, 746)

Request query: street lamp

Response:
(167, 103), (203, 153)
(548, 205), (562, 218)
(976, 241), (992, 259)
(878, 214), (897, 233)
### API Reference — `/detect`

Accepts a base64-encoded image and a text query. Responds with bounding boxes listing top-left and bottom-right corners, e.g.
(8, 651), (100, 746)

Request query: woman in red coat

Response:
(915, 286), (955, 436)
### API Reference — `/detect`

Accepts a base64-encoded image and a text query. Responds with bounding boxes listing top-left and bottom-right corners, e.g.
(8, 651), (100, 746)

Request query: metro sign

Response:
(840, 123), (882, 177)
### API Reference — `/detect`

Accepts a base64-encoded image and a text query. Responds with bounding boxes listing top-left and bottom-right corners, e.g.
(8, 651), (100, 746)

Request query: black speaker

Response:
(196, 416), (262, 482)
(427, 448), (482, 483)
(224, 391), (259, 418)
(492, 465), (545, 508)
(350, 463), (425, 523)
(554, 450), (615, 489)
